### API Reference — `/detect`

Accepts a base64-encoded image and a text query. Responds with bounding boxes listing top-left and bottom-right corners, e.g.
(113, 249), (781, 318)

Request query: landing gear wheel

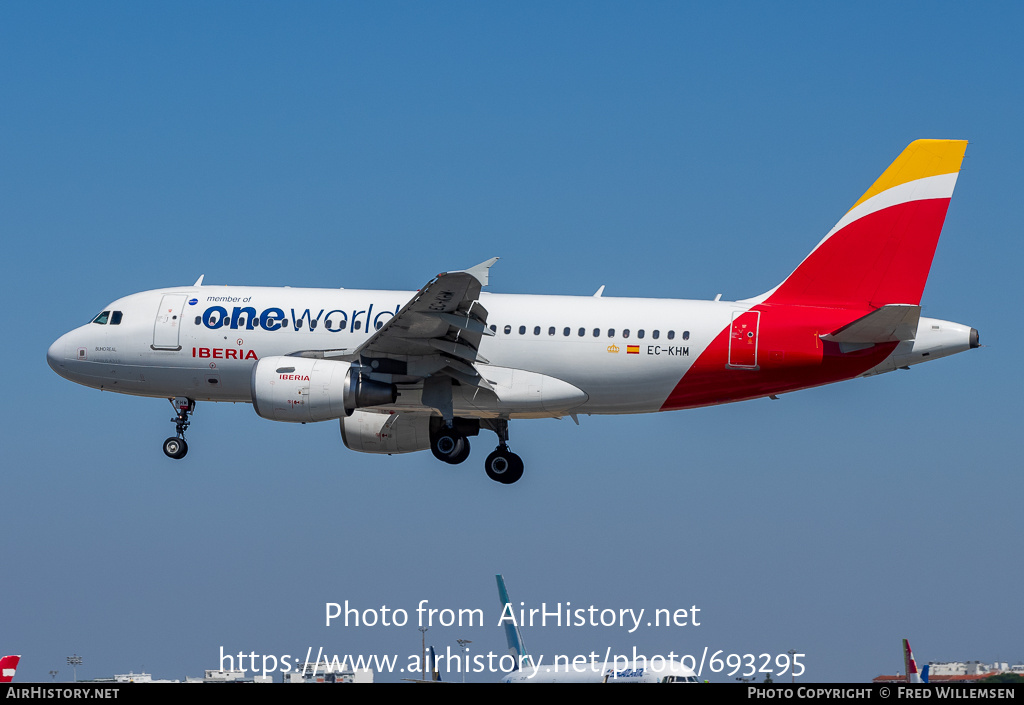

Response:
(431, 430), (469, 465)
(164, 397), (194, 459)
(448, 437), (471, 465)
(485, 448), (524, 484)
(163, 436), (188, 460)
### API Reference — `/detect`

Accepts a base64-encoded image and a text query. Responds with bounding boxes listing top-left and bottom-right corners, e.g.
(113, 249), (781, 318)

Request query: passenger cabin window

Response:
(563, 327), (570, 336)
(637, 329), (645, 339)
(548, 326), (555, 336)
(533, 326), (541, 335)
(519, 326), (526, 335)
(593, 328), (600, 337)
(622, 329), (630, 338)
(504, 325), (512, 334)
(683, 330), (690, 340)
(667, 330), (675, 340)
(608, 329), (615, 337)
(92, 311), (110, 325)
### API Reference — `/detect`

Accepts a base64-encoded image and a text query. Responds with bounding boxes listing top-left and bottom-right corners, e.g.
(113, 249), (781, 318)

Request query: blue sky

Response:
(2, 2), (1020, 682)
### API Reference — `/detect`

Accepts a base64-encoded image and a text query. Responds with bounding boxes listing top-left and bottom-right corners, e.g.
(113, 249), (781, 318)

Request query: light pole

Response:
(419, 627), (428, 681)
(67, 655), (82, 682)
(457, 639), (472, 683)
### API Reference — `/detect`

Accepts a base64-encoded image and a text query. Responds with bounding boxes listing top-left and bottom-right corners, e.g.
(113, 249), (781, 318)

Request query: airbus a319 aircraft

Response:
(48, 140), (978, 484)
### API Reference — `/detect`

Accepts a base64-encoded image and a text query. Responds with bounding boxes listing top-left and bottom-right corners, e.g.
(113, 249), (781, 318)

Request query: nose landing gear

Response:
(163, 397), (194, 460)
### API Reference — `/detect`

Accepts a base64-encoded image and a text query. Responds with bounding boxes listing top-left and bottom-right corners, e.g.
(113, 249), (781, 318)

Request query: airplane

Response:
(47, 140), (978, 484)
(402, 645), (444, 683)
(495, 574), (699, 683)
(903, 639), (927, 684)
(0, 655), (20, 683)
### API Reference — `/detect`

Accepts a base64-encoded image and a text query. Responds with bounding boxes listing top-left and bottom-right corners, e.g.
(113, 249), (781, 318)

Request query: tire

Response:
(448, 436), (471, 465)
(430, 431), (465, 464)
(163, 437), (188, 460)
(485, 449), (524, 484)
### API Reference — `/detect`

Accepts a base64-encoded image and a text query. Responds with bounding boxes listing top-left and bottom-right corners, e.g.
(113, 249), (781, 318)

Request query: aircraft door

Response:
(153, 294), (188, 350)
(727, 310), (760, 369)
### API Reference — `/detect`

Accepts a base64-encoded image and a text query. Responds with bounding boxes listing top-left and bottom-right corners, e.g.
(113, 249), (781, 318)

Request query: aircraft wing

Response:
(339, 258), (500, 394)
(353, 258), (497, 361)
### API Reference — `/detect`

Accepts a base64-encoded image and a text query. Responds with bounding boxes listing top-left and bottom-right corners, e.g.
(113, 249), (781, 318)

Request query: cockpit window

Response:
(92, 311), (110, 325)
(111, 311), (123, 325)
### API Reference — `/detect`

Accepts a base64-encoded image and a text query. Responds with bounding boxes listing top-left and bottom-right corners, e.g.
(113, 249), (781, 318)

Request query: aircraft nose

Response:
(47, 335), (68, 374)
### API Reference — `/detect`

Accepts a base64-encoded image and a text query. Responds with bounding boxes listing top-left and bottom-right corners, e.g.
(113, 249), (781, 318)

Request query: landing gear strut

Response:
(163, 397), (194, 460)
(484, 419), (524, 484)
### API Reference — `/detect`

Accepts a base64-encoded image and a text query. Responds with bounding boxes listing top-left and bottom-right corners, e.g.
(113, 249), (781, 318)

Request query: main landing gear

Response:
(484, 419), (523, 485)
(429, 418), (525, 484)
(430, 427), (471, 465)
(484, 447), (523, 485)
(163, 397), (194, 460)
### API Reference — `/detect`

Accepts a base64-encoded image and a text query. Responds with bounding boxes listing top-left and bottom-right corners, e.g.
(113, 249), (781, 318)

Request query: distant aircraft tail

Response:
(758, 140), (968, 309)
(903, 639), (923, 684)
(496, 574), (533, 669)
(427, 646), (441, 682)
(0, 655), (20, 683)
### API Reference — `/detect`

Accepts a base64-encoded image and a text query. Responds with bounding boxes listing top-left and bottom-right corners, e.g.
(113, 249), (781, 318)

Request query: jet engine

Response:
(339, 409), (432, 454)
(250, 356), (396, 423)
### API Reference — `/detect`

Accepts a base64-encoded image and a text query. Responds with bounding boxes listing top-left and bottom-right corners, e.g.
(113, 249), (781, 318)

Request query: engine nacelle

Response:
(251, 356), (396, 423)
(340, 409), (432, 454)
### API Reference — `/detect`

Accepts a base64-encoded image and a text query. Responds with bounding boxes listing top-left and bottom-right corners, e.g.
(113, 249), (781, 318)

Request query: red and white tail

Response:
(0, 655), (20, 683)
(903, 639), (922, 684)
(759, 140), (968, 309)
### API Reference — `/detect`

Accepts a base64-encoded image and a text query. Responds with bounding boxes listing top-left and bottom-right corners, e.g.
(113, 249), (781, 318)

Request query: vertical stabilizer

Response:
(903, 639), (922, 684)
(496, 574), (533, 668)
(0, 655), (20, 683)
(759, 140), (967, 309)
(427, 646), (442, 682)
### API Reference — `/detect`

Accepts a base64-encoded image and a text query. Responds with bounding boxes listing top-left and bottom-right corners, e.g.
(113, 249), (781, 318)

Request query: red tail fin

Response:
(0, 655), (20, 683)
(903, 639), (922, 684)
(761, 140), (967, 309)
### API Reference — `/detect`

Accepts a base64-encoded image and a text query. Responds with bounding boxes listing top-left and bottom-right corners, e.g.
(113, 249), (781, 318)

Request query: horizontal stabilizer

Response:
(820, 304), (921, 344)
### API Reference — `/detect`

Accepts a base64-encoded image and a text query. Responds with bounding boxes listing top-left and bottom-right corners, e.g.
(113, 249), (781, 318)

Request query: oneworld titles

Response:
(326, 600), (701, 634)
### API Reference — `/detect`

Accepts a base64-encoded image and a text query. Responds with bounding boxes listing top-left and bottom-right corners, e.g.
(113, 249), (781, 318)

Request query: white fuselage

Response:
(47, 285), (730, 417)
(47, 284), (976, 421)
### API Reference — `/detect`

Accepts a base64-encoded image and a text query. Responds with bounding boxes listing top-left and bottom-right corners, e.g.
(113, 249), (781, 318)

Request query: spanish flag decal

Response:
(626, 345), (640, 354)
